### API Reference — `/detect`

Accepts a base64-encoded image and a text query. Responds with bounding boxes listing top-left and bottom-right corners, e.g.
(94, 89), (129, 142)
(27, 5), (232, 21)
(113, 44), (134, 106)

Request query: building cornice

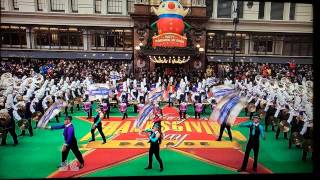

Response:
(1, 12), (134, 27)
(206, 19), (313, 33)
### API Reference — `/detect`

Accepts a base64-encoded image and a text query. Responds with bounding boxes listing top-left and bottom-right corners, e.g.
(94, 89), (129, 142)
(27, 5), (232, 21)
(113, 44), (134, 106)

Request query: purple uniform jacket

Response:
(51, 124), (76, 146)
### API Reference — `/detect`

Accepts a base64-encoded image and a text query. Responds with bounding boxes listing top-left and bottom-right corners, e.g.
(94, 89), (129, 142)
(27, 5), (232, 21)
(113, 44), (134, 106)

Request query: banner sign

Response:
(88, 83), (113, 101)
(152, 33), (187, 47)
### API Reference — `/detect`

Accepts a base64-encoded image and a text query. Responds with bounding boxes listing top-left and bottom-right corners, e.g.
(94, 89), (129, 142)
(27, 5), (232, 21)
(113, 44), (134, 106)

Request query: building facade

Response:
(1, 0), (313, 77)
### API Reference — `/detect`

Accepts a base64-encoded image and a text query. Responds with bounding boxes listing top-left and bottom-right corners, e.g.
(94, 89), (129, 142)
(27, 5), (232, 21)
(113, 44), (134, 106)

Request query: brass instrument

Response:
(17, 119), (29, 130)
(291, 132), (303, 146)
(247, 103), (256, 113)
(302, 139), (313, 152)
(0, 109), (11, 126)
(259, 99), (267, 109)
(31, 111), (42, 121)
(279, 120), (290, 132)
(129, 100), (138, 105)
(268, 116), (276, 126)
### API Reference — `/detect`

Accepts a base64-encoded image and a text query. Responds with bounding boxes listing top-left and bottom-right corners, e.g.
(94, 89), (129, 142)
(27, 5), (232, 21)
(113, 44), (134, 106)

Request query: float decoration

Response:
(151, 0), (190, 47)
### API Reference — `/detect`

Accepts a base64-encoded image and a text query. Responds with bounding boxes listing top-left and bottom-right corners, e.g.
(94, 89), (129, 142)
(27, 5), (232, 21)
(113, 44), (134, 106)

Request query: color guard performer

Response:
(179, 100), (187, 120)
(89, 108), (106, 144)
(119, 100), (128, 120)
(144, 123), (164, 172)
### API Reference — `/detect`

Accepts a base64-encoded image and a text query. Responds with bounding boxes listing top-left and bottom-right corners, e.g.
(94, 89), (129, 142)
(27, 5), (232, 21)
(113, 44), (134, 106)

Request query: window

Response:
(13, 0), (19, 10)
(290, 3), (296, 20)
(1, 26), (27, 48)
(258, 2), (265, 19)
(107, 0), (122, 14)
(50, 0), (65, 12)
(1, 0), (5, 10)
(192, 0), (205, 7)
(34, 27), (83, 50)
(71, 0), (78, 12)
(252, 35), (273, 54)
(127, 0), (135, 14)
(206, 31), (246, 54)
(271, 2), (284, 20)
(283, 35), (312, 56)
(95, 0), (101, 13)
(91, 28), (133, 51)
(217, 0), (232, 18)
(37, 0), (45, 11)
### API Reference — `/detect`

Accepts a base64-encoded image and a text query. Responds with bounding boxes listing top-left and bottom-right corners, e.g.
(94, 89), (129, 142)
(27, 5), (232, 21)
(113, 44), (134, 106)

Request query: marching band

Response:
(0, 61), (315, 169)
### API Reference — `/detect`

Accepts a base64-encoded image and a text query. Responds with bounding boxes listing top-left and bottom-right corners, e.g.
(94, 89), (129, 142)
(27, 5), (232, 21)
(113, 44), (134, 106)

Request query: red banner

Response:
(152, 33), (187, 47)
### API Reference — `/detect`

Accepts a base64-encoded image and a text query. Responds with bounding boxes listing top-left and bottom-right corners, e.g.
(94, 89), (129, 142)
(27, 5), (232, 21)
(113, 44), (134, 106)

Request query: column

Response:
(83, 30), (88, 50)
(44, 0), (50, 12)
(122, 0), (127, 15)
(102, 0), (107, 15)
(264, 2), (271, 20)
(283, 2), (290, 21)
(212, 0), (218, 19)
(65, 0), (71, 13)
(244, 34), (249, 54)
(26, 27), (31, 49)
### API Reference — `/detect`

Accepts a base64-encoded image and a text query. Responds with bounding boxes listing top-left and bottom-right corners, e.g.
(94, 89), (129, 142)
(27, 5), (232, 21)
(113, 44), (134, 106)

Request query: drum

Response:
(83, 102), (91, 112)
(279, 120), (290, 132)
(101, 103), (108, 113)
(137, 103), (144, 112)
(119, 103), (127, 113)
(180, 103), (187, 112)
(195, 103), (203, 113)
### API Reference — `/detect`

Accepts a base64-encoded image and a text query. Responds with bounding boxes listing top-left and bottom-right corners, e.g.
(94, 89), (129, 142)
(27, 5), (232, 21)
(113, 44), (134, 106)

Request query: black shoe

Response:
(13, 143), (18, 146)
(18, 133), (25, 137)
(237, 168), (245, 172)
(160, 168), (163, 172)
(144, 167), (152, 170)
(102, 141), (106, 144)
(30, 134), (33, 137)
(217, 139), (221, 141)
(79, 163), (84, 169)
(89, 139), (95, 142)
(34, 127), (37, 129)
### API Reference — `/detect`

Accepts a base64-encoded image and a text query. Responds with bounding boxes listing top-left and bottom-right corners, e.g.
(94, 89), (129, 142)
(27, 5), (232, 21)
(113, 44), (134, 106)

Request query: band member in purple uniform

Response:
(47, 116), (84, 169)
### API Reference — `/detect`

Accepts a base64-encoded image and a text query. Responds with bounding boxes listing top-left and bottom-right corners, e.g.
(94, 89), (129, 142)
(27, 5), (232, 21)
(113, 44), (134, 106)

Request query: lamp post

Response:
(231, 1), (240, 81)
(231, 1), (253, 81)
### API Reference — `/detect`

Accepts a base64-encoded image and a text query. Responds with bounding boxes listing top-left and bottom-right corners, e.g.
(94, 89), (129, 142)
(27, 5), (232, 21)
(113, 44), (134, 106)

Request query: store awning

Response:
(1, 50), (132, 60)
(206, 55), (312, 64)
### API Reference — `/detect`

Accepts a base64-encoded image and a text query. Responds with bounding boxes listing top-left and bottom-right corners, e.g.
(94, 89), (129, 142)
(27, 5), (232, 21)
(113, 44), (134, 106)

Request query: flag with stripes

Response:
(37, 101), (67, 128)
(133, 104), (154, 129)
(209, 87), (247, 125)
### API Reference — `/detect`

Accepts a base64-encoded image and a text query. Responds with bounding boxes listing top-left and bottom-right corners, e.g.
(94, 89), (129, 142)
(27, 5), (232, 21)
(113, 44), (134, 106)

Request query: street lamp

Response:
(231, 1), (253, 80)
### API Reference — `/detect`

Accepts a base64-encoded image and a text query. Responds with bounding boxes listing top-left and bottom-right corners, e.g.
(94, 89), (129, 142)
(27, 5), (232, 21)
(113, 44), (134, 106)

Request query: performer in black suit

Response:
(47, 116), (84, 169)
(19, 97), (33, 136)
(238, 116), (265, 173)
